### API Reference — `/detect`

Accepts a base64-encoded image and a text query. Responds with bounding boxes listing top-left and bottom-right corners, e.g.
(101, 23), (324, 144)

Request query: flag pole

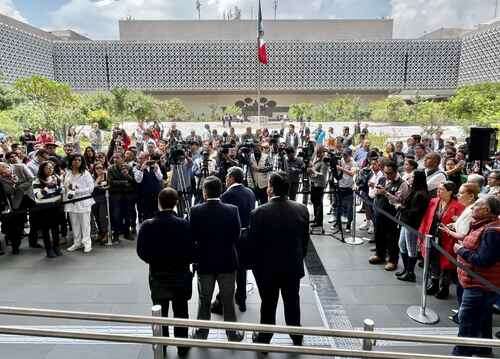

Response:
(257, 62), (261, 121)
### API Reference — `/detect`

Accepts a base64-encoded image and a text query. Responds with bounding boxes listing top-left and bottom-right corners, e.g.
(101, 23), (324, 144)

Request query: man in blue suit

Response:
(190, 176), (244, 342)
(211, 166), (256, 314)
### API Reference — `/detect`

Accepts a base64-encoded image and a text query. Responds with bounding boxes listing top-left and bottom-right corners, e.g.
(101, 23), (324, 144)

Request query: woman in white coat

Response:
(64, 154), (95, 253)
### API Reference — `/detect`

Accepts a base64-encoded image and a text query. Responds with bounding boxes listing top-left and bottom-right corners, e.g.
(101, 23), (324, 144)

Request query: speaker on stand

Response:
(468, 127), (498, 174)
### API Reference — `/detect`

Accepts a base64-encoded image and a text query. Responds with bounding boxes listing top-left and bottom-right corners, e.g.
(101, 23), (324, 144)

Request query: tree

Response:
(87, 109), (112, 130)
(447, 83), (500, 128)
(123, 90), (155, 122)
(223, 104), (242, 117)
(208, 103), (223, 121)
(0, 84), (25, 111)
(369, 97), (411, 123)
(110, 87), (130, 118)
(413, 101), (450, 135)
(13, 76), (82, 141)
(156, 98), (190, 120)
(288, 103), (314, 121)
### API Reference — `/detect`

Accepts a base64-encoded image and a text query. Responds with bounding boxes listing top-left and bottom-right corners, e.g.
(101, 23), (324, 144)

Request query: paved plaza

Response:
(0, 205), (499, 359)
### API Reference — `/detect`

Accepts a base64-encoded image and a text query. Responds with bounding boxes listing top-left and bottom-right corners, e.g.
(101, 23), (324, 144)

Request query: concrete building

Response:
(119, 19), (394, 41)
(49, 30), (91, 41)
(419, 27), (472, 39)
(0, 14), (499, 115)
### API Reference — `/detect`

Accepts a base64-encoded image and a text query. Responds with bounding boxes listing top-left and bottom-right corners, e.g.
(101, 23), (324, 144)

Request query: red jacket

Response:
(418, 197), (465, 270)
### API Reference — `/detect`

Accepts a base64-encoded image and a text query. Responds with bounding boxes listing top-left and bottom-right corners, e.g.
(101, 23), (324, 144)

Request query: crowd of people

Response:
(0, 120), (499, 357)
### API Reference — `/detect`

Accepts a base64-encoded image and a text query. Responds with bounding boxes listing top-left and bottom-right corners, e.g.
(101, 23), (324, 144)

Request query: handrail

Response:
(0, 325), (471, 359)
(1, 306), (499, 348)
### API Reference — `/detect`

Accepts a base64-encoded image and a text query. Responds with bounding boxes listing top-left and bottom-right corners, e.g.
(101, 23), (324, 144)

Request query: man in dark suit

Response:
(190, 176), (244, 342)
(249, 171), (310, 346)
(211, 166), (256, 314)
(137, 188), (193, 357)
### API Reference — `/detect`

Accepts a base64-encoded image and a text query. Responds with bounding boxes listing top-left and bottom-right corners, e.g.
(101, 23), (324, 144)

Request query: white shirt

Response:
(455, 204), (473, 236)
(63, 170), (95, 213)
(368, 170), (384, 199)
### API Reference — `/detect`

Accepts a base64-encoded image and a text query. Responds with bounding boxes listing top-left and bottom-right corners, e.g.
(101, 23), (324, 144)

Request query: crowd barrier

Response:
(352, 190), (500, 324)
(1, 188), (114, 247)
(1, 306), (499, 359)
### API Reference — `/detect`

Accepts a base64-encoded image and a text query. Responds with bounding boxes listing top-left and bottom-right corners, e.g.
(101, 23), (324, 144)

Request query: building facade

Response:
(0, 14), (499, 115)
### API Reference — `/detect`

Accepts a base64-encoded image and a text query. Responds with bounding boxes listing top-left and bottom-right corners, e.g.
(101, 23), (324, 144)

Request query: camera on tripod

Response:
(298, 141), (315, 164)
(325, 150), (342, 180)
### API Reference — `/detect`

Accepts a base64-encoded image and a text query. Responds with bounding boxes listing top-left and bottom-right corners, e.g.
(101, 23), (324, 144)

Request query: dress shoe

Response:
(29, 243), (43, 249)
(53, 247), (63, 256)
(395, 268), (407, 277)
(435, 286), (449, 300)
(368, 255), (384, 264)
(425, 278), (439, 295)
(46, 249), (57, 258)
(236, 299), (247, 312)
(210, 301), (223, 315)
(384, 262), (397, 271)
(12, 248), (20, 255)
(397, 272), (416, 282)
(227, 331), (244, 342)
(0, 250), (4, 256)
(448, 314), (459, 325)
(178, 346), (190, 357)
(492, 303), (500, 315)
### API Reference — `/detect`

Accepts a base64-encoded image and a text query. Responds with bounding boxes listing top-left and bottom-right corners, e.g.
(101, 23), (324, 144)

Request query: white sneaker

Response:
(83, 245), (92, 254)
(359, 221), (369, 230)
(367, 224), (374, 234)
(67, 244), (83, 252)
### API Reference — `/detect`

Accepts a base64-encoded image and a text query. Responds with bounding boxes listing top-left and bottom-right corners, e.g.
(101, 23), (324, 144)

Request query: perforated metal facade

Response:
(51, 39), (461, 91)
(458, 24), (500, 86)
(0, 17), (498, 91)
(0, 22), (53, 83)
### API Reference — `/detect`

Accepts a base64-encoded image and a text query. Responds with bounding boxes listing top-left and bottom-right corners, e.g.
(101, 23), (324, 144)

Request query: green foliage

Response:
(223, 104), (242, 117)
(0, 84), (25, 111)
(88, 109), (113, 130)
(447, 83), (500, 128)
(363, 133), (388, 151)
(110, 87), (130, 117)
(207, 103), (223, 121)
(156, 98), (190, 120)
(369, 97), (411, 123)
(0, 111), (23, 137)
(15, 76), (76, 108)
(288, 103), (314, 120)
(123, 90), (155, 121)
(412, 100), (450, 135)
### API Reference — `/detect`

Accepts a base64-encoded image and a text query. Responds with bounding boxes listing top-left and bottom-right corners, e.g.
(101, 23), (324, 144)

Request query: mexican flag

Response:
(257, 0), (268, 64)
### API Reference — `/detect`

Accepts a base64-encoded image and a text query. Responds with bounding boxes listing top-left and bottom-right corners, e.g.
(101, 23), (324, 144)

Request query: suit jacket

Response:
(248, 196), (310, 278)
(418, 197), (465, 271)
(191, 200), (241, 274)
(221, 184), (256, 228)
(137, 210), (193, 301)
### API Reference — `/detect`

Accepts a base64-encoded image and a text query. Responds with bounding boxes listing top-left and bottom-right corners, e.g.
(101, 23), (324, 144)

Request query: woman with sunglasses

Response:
(64, 154), (95, 253)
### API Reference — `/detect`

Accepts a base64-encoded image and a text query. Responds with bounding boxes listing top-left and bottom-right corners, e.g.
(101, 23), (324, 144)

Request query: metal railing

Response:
(1, 306), (499, 359)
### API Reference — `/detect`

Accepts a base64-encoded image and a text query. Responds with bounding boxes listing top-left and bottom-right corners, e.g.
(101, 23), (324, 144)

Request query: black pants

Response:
(254, 187), (268, 205)
(214, 267), (247, 305)
(91, 200), (108, 234)
(110, 196), (131, 235)
(310, 186), (324, 226)
(253, 270), (302, 345)
(141, 192), (159, 221)
(3, 211), (25, 251)
(374, 214), (400, 263)
(153, 298), (189, 339)
(289, 182), (300, 201)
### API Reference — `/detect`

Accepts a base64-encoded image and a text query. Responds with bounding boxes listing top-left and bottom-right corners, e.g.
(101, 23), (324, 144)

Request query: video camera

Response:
(297, 140), (315, 163)
(325, 150), (342, 180)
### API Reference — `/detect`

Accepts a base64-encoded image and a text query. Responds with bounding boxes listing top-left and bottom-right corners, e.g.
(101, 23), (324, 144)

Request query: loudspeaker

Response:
(469, 127), (498, 161)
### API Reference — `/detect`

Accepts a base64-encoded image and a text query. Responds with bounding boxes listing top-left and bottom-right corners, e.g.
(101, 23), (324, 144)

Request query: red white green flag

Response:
(257, 0), (268, 64)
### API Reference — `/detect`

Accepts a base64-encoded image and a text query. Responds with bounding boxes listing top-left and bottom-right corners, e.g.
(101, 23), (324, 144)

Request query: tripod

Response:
(327, 179), (345, 243)
(173, 161), (192, 218)
(299, 160), (311, 206)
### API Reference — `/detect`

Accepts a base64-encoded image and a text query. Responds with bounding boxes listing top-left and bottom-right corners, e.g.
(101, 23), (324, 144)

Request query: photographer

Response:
(108, 152), (136, 242)
(337, 149), (357, 233)
(133, 152), (163, 221)
(251, 142), (272, 204)
(285, 146), (305, 201)
(216, 145), (238, 185)
(193, 148), (216, 204)
(309, 147), (329, 229)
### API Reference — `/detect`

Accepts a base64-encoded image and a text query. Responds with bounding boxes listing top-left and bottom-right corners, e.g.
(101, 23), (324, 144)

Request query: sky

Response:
(0, 0), (498, 40)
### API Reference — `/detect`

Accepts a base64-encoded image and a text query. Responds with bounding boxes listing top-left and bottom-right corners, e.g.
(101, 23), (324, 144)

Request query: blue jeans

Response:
(452, 287), (496, 356)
